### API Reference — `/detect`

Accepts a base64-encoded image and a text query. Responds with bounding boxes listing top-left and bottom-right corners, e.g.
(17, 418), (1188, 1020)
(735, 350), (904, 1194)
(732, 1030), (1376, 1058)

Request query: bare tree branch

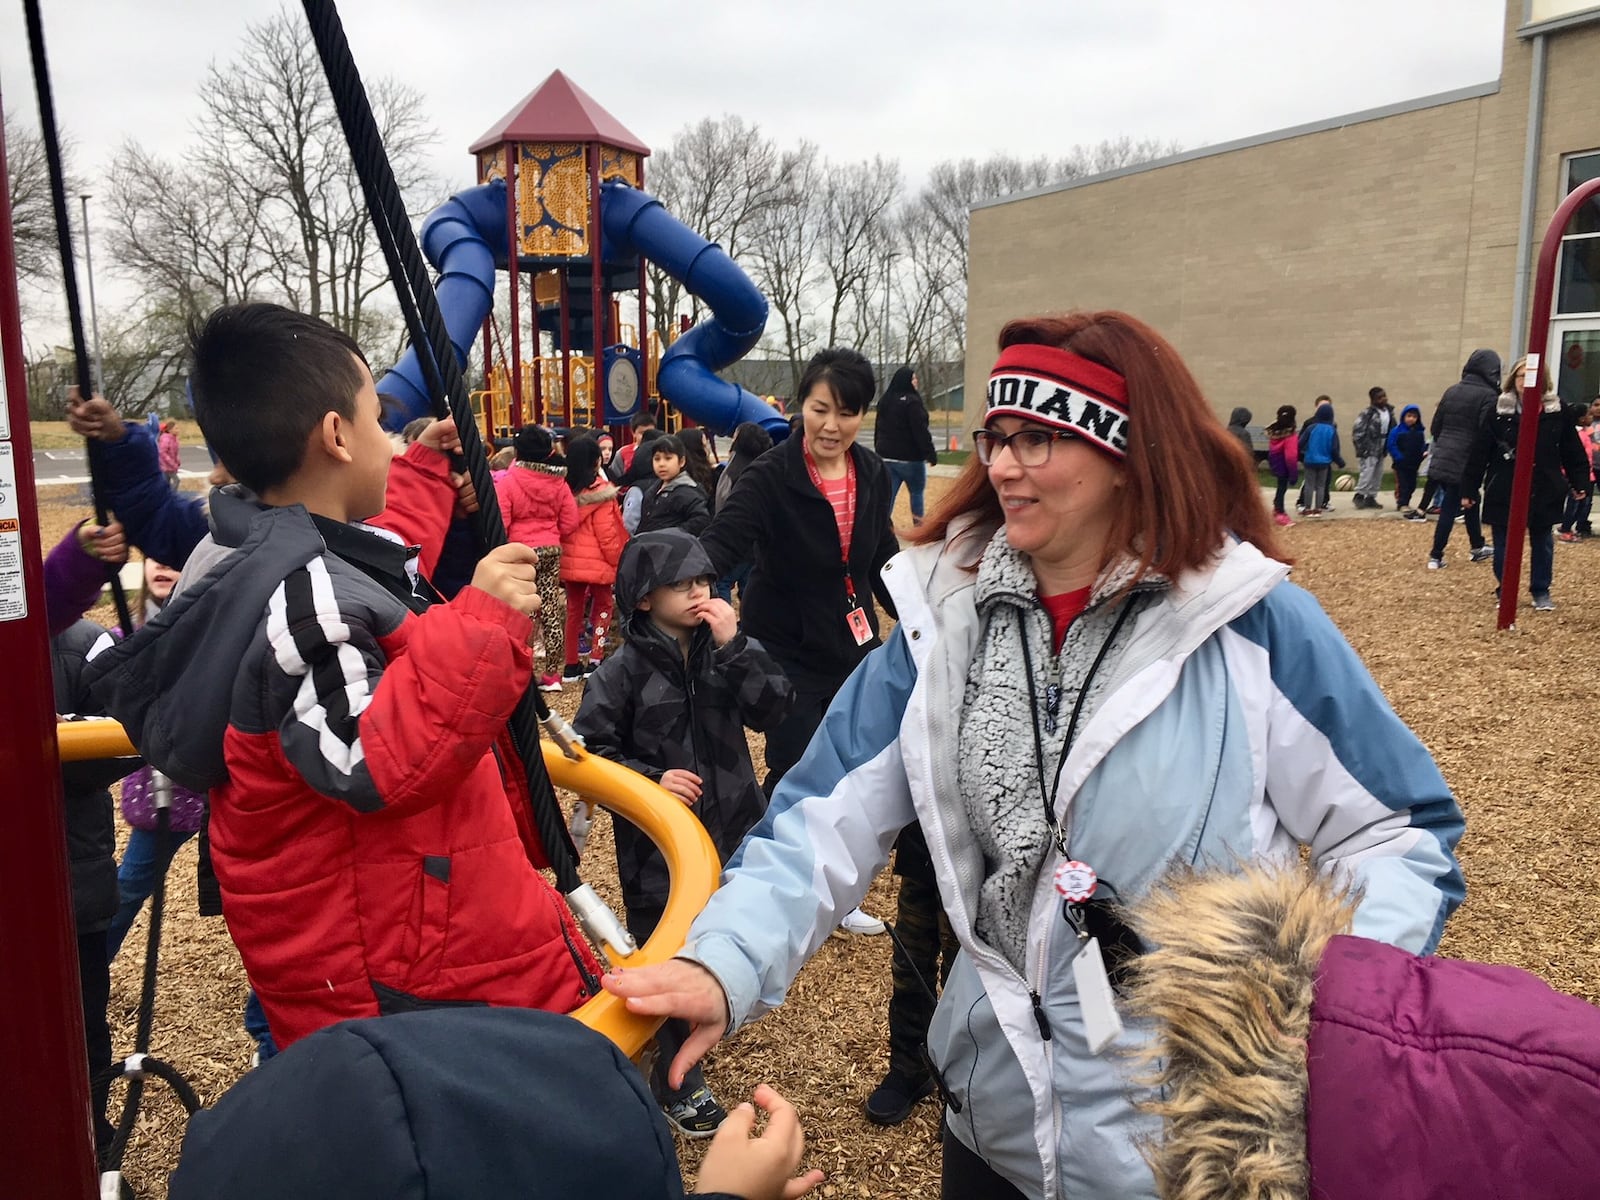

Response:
(105, 6), (437, 350)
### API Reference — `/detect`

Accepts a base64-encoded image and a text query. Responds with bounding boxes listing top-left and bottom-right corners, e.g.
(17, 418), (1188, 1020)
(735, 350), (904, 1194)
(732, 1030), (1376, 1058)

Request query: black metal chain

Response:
(99, 799), (201, 1179)
(298, 0), (579, 890)
(21, 0), (135, 637)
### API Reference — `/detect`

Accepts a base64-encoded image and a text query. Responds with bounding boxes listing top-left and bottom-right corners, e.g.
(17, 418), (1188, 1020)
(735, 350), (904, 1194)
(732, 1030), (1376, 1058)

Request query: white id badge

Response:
(1072, 936), (1124, 1055)
(845, 606), (872, 646)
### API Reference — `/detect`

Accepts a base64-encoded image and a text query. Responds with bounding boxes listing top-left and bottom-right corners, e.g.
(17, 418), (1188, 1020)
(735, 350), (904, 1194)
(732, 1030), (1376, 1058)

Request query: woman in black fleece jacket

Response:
(699, 348), (898, 794)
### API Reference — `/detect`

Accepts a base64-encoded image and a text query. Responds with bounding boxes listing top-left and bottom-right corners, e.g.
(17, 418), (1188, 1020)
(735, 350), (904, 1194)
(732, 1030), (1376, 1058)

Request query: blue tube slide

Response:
(376, 176), (786, 439)
(599, 180), (787, 440)
(375, 180), (508, 427)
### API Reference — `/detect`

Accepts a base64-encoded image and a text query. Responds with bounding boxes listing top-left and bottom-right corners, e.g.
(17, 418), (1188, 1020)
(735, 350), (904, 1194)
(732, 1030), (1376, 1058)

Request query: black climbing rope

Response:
(21, 0), (135, 638)
(298, 0), (583, 894)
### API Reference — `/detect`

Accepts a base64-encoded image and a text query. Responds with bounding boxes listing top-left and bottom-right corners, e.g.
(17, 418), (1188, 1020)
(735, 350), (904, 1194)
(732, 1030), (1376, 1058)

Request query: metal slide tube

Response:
(600, 181), (785, 437)
(376, 181), (507, 425)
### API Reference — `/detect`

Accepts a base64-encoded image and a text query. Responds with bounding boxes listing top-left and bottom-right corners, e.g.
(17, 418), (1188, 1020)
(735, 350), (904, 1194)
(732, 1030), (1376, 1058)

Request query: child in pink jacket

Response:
(494, 426), (580, 690)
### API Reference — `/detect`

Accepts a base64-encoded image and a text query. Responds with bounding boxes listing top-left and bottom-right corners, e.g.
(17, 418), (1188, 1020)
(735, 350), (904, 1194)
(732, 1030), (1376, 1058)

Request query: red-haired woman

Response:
(605, 312), (1464, 1199)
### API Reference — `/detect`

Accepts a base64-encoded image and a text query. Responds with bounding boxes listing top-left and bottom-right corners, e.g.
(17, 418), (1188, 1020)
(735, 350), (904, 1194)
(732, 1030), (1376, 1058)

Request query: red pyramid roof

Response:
(469, 70), (650, 155)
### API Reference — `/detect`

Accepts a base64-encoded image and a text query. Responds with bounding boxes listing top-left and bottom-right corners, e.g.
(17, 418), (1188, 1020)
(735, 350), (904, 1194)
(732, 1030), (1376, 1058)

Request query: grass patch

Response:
(27, 419), (205, 451)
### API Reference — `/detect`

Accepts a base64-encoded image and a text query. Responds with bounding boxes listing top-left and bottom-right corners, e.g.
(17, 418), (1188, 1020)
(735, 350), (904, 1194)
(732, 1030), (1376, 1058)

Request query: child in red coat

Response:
(88, 303), (598, 1050)
(559, 436), (628, 680)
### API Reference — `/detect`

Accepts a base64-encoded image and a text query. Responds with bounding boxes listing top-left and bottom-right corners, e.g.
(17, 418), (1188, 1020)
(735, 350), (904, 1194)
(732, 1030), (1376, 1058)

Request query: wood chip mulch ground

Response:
(30, 483), (1600, 1197)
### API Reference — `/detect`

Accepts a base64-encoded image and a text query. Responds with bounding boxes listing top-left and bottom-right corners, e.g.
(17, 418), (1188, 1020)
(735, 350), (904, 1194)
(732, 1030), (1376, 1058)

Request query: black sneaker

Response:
(562, 663), (586, 681)
(660, 1084), (727, 1139)
(863, 1072), (935, 1126)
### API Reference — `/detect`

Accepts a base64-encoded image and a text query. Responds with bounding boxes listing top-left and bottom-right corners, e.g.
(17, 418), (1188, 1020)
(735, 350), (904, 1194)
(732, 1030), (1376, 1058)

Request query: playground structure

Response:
(1, 9), (752, 1195)
(376, 71), (790, 445)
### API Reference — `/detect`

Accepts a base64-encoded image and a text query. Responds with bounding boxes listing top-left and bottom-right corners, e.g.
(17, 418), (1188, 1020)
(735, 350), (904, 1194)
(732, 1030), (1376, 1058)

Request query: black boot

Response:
(864, 1070), (935, 1126)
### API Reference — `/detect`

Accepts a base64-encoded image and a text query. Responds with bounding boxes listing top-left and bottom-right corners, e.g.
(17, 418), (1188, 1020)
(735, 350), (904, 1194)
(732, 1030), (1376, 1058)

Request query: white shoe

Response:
(1427, 557), (1445, 570)
(840, 906), (886, 936)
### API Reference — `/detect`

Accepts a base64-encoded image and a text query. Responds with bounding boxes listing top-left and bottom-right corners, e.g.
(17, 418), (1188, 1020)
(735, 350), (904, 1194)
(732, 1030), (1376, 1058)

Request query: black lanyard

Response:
(1016, 595), (1140, 857)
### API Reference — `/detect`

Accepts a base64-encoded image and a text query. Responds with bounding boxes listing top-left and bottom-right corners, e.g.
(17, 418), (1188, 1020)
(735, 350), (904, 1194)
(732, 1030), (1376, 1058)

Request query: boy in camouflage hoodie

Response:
(575, 529), (793, 1138)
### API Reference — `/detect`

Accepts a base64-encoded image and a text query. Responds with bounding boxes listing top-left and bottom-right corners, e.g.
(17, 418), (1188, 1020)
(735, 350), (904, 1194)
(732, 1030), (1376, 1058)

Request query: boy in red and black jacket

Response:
(88, 302), (598, 1050)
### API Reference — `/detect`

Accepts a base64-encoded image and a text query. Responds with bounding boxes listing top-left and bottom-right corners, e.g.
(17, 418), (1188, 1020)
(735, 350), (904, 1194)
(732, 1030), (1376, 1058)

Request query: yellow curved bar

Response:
(55, 719), (720, 1060)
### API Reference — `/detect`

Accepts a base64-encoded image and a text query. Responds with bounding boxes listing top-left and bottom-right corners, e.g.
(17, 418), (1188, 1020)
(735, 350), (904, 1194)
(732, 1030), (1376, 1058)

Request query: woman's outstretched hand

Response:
(601, 959), (729, 1089)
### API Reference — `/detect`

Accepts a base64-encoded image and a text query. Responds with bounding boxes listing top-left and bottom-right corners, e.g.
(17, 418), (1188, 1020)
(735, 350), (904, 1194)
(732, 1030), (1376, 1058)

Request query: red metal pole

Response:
(1496, 174), (1600, 630)
(560, 265), (573, 422)
(585, 144), (602, 430)
(530, 271), (544, 425)
(504, 142), (524, 429)
(0, 91), (100, 1200)
(635, 159), (648, 441)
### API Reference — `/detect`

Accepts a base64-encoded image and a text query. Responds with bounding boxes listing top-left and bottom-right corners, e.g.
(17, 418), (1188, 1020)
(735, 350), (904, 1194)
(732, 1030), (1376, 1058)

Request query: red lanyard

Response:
(801, 439), (858, 603)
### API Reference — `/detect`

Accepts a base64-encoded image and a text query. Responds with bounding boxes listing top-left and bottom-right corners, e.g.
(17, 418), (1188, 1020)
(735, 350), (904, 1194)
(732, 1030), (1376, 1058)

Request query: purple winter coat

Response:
(45, 523), (114, 638)
(1307, 934), (1600, 1199)
(1126, 864), (1600, 1200)
(119, 766), (206, 833)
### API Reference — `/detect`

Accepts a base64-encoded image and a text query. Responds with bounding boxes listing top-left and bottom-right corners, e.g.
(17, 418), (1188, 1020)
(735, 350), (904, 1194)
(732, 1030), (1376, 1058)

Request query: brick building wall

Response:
(964, 1), (1600, 433)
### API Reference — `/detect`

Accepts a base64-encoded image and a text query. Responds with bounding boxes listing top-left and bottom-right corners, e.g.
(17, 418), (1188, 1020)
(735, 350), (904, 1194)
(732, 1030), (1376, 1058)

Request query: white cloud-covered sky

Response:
(2, 0), (1510, 323)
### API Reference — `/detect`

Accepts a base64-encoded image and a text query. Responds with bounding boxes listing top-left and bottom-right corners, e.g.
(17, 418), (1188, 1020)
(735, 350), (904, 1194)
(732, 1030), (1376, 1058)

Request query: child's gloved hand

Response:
(659, 768), (703, 805)
(692, 597), (738, 646)
(470, 543), (543, 624)
(77, 519), (128, 566)
(695, 1084), (825, 1200)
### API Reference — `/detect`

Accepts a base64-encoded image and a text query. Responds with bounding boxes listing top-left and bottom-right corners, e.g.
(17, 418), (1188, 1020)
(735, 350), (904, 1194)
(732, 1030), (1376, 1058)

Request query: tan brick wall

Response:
(962, 1), (1583, 438)
(1531, 19), (1600, 326)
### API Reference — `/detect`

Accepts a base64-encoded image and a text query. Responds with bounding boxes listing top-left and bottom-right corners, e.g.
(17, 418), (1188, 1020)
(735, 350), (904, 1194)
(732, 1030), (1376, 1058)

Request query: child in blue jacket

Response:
(1387, 405), (1428, 519)
(1298, 400), (1345, 515)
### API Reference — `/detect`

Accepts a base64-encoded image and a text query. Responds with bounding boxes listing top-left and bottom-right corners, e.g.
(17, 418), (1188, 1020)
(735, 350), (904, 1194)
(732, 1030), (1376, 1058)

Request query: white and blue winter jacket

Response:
(681, 520), (1465, 1199)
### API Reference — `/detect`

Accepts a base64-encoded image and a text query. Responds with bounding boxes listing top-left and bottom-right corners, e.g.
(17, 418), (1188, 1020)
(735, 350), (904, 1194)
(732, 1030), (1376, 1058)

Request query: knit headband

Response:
(985, 344), (1130, 460)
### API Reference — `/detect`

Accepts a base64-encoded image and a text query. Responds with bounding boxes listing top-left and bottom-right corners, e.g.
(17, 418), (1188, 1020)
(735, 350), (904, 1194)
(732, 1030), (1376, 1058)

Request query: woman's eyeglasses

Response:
(971, 428), (1078, 467)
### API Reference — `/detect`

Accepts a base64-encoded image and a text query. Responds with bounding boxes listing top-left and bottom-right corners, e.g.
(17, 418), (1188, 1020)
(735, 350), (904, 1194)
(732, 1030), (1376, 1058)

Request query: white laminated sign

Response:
(0, 442), (25, 622)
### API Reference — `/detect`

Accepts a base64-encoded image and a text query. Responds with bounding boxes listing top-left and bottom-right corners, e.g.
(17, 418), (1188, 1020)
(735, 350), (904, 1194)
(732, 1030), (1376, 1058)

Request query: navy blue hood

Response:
(170, 1009), (693, 1199)
(1314, 402), (1335, 424)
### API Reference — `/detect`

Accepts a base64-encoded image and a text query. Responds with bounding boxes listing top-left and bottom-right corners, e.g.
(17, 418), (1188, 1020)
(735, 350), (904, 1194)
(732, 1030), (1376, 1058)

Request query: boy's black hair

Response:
(797, 347), (876, 416)
(631, 411), (658, 431)
(188, 303), (368, 495)
(1368, 386), (1386, 401)
(514, 425), (554, 463)
(730, 421), (774, 459)
(650, 433), (686, 462)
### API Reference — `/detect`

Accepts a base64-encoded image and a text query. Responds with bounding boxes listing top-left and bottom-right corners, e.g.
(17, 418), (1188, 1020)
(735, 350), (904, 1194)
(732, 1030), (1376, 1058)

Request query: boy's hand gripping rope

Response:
(21, 0), (136, 638)
(299, 0), (622, 952)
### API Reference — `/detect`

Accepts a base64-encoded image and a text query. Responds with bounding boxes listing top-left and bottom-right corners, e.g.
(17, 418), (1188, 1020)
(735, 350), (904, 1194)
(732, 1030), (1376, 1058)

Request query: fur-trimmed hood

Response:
(1125, 863), (1354, 1200)
(1124, 863), (1600, 1200)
